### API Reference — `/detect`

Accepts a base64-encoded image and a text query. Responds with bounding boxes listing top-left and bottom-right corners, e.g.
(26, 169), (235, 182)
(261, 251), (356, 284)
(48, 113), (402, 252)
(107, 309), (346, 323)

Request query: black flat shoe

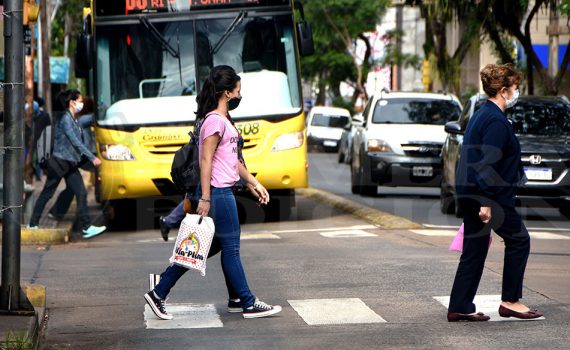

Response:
(498, 305), (543, 319)
(447, 312), (490, 322)
(159, 216), (170, 242)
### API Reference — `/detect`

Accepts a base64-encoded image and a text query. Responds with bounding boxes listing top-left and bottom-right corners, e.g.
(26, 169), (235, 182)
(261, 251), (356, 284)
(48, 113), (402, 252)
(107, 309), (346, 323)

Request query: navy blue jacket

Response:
(456, 101), (524, 207)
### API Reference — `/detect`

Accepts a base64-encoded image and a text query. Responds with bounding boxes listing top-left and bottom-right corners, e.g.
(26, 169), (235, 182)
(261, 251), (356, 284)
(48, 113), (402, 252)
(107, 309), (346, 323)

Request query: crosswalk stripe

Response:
(410, 229), (570, 240)
(144, 303), (223, 329)
(288, 298), (386, 325)
(433, 295), (545, 322)
(319, 230), (378, 238)
(241, 233), (281, 240)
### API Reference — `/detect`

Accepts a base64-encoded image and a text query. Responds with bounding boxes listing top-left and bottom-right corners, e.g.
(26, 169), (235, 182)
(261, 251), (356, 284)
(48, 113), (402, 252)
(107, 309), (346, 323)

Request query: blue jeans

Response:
(153, 187), (256, 308)
(163, 198), (187, 228)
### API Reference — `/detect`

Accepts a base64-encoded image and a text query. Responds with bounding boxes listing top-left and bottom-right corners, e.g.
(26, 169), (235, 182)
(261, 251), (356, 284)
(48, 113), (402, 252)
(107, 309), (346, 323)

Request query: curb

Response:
(297, 187), (423, 229)
(20, 224), (71, 244)
(24, 284), (46, 350)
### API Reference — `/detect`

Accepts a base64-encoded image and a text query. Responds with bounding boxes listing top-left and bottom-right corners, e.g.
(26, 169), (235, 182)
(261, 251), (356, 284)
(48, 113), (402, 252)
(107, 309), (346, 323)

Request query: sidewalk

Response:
(0, 170), (99, 347)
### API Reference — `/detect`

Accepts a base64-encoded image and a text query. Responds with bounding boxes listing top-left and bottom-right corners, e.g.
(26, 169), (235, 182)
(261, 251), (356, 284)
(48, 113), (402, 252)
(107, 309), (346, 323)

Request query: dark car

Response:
(441, 95), (570, 217)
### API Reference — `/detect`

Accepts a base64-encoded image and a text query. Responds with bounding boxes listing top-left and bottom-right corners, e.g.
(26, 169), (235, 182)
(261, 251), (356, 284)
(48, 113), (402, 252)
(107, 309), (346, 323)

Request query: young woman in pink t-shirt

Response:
(145, 66), (282, 320)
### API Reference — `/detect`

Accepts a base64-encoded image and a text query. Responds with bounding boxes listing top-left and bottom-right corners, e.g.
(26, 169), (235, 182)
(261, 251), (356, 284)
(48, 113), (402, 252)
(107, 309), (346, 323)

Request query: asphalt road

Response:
(308, 152), (570, 231)
(16, 190), (568, 349)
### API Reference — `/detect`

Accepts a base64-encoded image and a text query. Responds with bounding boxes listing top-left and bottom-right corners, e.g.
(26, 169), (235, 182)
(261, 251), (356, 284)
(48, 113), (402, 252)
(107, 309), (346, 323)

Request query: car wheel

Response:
(359, 156), (377, 197)
(440, 188), (455, 215)
(454, 196), (464, 218)
(338, 148), (345, 163)
(351, 159), (361, 194)
(559, 206), (570, 218)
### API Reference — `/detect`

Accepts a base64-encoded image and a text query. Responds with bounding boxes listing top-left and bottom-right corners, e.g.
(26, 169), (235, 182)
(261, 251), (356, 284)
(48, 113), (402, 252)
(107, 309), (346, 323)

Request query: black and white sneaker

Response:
(228, 299), (242, 313)
(242, 298), (282, 319)
(144, 291), (173, 320)
(159, 216), (170, 242)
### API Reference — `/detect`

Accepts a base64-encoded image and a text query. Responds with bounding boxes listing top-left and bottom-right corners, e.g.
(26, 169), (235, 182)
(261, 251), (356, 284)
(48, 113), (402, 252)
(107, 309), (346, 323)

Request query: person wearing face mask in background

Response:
(28, 90), (106, 239)
(447, 63), (542, 322)
(47, 97), (98, 222)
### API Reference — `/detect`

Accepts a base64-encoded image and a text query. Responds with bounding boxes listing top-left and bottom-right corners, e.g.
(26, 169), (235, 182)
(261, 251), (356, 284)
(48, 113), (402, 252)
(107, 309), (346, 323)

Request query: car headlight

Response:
(271, 131), (304, 152)
(100, 144), (136, 161)
(367, 139), (392, 152)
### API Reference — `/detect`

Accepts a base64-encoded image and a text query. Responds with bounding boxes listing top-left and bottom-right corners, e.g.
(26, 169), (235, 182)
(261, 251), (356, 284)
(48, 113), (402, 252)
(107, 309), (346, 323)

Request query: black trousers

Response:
(29, 157), (91, 230)
(448, 197), (530, 314)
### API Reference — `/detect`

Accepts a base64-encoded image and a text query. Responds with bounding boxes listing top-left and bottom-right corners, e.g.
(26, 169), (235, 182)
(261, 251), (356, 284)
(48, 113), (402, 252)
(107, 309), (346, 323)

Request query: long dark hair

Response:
(195, 65), (241, 120)
(56, 89), (81, 110)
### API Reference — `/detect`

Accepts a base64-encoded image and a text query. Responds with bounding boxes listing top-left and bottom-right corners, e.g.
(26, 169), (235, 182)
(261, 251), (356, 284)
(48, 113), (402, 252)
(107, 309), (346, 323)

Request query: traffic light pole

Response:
(0, 0), (35, 314)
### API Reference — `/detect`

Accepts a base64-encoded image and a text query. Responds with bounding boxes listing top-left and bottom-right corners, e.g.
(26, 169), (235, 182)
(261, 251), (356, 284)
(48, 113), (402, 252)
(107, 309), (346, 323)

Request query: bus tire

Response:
(264, 190), (294, 222)
(103, 199), (136, 230)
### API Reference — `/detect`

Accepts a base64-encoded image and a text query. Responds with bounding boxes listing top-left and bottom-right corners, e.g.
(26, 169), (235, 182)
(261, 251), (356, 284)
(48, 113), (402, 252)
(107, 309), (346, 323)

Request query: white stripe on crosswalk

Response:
(423, 223), (570, 232)
(241, 233), (281, 240)
(288, 298), (386, 325)
(246, 225), (378, 235)
(144, 303), (223, 329)
(410, 229), (570, 240)
(433, 295), (545, 322)
(320, 230), (378, 238)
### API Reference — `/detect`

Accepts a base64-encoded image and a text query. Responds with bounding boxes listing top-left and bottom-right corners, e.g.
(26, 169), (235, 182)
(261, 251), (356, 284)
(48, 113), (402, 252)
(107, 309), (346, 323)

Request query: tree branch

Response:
(524, 0), (545, 39)
(555, 37), (570, 88)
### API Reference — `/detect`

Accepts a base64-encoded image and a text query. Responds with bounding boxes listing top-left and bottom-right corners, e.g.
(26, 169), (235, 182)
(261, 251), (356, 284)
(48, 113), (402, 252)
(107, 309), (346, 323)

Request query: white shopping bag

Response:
(169, 214), (215, 276)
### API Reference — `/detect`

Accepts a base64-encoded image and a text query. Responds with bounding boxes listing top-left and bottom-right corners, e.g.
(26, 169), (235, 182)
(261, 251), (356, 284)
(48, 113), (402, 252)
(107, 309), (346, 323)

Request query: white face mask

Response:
(503, 89), (519, 109)
(74, 101), (84, 114)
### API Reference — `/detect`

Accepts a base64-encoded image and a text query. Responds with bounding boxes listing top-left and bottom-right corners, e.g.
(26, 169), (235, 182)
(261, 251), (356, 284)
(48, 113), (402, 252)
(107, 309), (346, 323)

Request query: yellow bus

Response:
(77, 0), (313, 222)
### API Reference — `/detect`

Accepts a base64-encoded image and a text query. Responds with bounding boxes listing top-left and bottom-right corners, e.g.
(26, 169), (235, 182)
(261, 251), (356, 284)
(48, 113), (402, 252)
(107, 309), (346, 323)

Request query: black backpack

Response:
(170, 130), (200, 194)
(37, 124), (54, 169)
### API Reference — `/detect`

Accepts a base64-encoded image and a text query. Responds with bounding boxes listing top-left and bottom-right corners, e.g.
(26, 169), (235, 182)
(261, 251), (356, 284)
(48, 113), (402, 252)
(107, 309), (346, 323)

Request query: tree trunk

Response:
(316, 77), (327, 105)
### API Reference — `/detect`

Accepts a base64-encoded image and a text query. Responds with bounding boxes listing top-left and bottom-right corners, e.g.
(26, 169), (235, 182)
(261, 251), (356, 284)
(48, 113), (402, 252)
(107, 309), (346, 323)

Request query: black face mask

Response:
(228, 97), (241, 111)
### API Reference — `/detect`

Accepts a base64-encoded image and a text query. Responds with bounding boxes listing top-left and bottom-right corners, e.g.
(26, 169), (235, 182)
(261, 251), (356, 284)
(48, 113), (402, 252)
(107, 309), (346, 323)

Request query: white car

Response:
(306, 106), (351, 152)
(350, 91), (462, 196)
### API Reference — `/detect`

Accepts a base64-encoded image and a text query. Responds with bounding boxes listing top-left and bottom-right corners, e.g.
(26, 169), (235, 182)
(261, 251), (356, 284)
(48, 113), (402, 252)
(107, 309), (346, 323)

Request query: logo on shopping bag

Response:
(175, 233), (204, 262)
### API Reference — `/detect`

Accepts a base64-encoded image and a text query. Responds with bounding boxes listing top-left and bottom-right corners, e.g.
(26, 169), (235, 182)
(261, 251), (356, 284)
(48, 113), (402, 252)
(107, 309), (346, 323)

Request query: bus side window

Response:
(196, 31), (213, 89)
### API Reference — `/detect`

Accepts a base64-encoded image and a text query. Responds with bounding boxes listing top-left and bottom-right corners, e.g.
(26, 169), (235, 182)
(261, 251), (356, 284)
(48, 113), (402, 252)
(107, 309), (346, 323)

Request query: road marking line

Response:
(433, 295), (545, 322)
(241, 233), (281, 240)
(423, 223), (570, 232)
(320, 230), (378, 238)
(410, 229), (570, 240)
(288, 298), (386, 325)
(247, 225), (378, 235)
(144, 303), (223, 329)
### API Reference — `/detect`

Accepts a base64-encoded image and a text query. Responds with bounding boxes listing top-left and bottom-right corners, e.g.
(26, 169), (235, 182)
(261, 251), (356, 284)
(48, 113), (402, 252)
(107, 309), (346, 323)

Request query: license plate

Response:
(323, 140), (338, 147)
(524, 167), (552, 181)
(412, 166), (433, 177)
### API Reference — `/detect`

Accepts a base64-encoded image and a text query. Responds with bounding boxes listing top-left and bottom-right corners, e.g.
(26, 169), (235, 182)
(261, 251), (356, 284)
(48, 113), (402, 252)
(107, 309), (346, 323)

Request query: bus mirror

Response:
(297, 21), (315, 56)
(294, 1), (314, 56)
(75, 33), (94, 78)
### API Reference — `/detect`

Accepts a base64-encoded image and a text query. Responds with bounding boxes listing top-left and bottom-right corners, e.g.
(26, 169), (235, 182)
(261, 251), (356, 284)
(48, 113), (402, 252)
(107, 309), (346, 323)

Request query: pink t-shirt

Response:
(199, 113), (240, 188)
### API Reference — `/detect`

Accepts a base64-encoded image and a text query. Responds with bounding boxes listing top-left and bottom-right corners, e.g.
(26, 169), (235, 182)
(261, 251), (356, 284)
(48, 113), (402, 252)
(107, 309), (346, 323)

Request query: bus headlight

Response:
(367, 139), (392, 153)
(100, 144), (136, 161)
(271, 131), (304, 152)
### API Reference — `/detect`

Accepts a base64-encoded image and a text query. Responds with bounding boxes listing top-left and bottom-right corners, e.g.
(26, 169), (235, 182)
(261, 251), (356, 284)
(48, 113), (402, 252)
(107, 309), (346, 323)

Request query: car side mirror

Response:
(352, 115), (364, 127)
(444, 121), (463, 135)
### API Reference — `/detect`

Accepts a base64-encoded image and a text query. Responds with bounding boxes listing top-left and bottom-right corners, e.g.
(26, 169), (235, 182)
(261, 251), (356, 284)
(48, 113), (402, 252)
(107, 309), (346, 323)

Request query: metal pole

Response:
(0, 0), (34, 314)
(395, 4), (403, 91)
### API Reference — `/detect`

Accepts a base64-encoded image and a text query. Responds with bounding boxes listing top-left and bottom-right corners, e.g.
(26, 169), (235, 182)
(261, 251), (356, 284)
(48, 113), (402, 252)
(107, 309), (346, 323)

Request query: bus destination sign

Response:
(118, 0), (288, 15)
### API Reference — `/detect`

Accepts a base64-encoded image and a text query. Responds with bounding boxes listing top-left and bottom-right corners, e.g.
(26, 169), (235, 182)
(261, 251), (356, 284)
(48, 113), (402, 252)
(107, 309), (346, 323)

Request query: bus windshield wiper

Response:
(211, 11), (247, 55)
(139, 17), (183, 86)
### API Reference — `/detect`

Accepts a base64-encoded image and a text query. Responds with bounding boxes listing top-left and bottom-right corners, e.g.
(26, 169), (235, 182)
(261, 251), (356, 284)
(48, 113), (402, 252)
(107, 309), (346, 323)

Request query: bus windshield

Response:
(96, 14), (301, 126)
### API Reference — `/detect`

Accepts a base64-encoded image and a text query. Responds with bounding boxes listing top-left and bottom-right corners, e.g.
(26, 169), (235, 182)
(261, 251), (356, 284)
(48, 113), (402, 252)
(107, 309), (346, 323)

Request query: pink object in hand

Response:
(449, 223), (492, 252)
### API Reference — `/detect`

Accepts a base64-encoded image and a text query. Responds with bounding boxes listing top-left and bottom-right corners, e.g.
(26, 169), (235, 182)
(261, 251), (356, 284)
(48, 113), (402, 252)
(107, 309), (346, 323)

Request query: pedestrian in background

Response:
(447, 63), (542, 322)
(48, 97), (97, 221)
(28, 90), (106, 239)
(145, 65), (281, 320)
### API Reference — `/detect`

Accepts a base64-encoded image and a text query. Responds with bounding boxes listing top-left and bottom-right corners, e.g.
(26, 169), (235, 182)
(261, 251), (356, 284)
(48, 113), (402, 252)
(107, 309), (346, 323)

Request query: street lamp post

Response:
(0, 0), (35, 314)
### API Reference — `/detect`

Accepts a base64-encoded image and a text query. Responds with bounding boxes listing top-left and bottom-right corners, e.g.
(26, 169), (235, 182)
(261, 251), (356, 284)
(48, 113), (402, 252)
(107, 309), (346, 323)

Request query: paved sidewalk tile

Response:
(288, 298), (386, 325)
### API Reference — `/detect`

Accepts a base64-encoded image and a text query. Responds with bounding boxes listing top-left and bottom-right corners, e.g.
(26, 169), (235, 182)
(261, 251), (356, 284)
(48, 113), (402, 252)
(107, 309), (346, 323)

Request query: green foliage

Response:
(0, 332), (33, 350)
(378, 30), (422, 70)
(561, 0), (570, 17)
(301, 0), (390, 103)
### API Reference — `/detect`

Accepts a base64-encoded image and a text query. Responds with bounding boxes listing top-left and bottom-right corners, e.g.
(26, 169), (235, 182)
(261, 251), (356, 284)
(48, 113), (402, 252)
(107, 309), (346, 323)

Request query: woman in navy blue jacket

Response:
(447, 64), (543, 322)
